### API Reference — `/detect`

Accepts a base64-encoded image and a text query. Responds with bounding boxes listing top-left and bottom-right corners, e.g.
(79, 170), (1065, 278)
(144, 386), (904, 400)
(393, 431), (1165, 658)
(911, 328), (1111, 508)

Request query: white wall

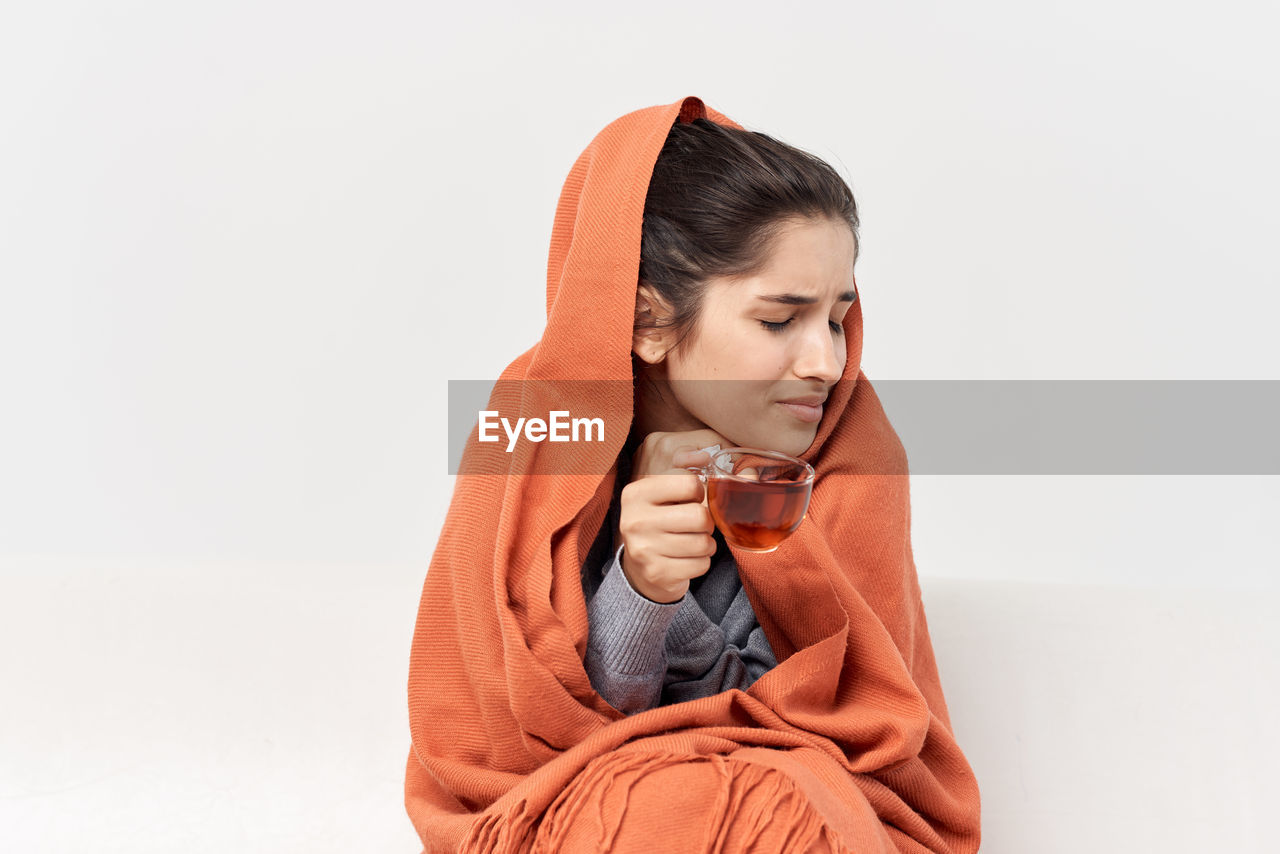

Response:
(1, 1), (1276, 582)
(2, 2), (1277, 851)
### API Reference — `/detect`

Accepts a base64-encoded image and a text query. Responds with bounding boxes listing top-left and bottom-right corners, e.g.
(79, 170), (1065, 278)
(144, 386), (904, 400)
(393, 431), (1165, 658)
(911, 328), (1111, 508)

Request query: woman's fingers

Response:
(655, 531), (718, 560)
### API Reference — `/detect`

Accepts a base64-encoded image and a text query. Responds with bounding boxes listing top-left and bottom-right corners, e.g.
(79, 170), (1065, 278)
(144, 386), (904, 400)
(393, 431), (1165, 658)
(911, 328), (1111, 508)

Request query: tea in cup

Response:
(685, 446), (815, 553)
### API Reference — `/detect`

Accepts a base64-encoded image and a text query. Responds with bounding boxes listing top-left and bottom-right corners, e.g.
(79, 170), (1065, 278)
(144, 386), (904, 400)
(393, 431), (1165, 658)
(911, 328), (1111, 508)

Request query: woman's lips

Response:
(778, 401), (824, 423)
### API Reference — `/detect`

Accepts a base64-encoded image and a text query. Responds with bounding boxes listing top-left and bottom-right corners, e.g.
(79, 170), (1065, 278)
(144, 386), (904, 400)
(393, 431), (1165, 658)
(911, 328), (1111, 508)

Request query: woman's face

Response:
(634, 216), (858, 457)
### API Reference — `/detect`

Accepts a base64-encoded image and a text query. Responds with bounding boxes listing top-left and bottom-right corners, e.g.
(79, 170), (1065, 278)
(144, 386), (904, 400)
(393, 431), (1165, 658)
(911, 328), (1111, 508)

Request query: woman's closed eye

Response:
(759, 317), (844, 334)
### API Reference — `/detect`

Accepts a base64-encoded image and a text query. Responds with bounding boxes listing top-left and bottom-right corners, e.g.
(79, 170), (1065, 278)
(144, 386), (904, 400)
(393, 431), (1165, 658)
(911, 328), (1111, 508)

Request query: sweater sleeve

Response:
(584, 544), (683, 716)
(661, 583), (778, 705)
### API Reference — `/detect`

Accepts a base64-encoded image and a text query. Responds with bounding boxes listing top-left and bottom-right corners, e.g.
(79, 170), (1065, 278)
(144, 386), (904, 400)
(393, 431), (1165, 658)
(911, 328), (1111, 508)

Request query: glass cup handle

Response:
(684, 465), (708, 484)
(684, 443), (720, 483)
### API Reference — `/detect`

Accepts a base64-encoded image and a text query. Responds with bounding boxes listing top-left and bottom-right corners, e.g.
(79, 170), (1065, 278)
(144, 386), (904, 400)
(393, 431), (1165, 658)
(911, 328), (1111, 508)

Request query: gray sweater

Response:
(580, 450), (779, 715)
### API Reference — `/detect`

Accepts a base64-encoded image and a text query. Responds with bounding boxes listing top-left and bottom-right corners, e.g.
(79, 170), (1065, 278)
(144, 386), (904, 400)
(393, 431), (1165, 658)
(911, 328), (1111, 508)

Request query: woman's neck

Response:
(631, 364), (705, 438)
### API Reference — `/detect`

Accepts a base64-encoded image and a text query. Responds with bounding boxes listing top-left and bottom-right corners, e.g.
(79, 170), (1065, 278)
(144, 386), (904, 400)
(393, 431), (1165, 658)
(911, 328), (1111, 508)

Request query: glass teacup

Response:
(685, 446), (816, 553)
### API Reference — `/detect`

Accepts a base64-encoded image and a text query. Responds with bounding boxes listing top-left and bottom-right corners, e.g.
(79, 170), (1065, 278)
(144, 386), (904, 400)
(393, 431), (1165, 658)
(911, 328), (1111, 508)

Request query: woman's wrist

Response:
(619, 547), (686, 604)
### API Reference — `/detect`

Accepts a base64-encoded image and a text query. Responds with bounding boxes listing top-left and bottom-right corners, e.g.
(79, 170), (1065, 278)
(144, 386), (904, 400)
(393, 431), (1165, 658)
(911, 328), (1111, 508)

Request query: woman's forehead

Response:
(717, 224), (856, 299)
(709, 271), (857, 307)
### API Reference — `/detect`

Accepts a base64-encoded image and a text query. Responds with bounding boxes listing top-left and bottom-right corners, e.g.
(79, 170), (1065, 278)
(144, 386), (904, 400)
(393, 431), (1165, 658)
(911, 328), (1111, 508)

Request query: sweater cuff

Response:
(586, 545), (683, 676)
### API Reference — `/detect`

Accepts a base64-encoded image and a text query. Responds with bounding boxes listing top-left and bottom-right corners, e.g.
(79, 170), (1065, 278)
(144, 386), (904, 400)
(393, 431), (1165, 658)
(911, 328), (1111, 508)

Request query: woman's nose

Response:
(795, 325), (843, 384)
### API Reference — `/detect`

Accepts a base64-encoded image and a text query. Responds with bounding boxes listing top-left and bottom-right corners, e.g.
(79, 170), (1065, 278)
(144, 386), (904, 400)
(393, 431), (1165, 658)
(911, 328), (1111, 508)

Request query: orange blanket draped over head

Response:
(405, 95), (982, 853)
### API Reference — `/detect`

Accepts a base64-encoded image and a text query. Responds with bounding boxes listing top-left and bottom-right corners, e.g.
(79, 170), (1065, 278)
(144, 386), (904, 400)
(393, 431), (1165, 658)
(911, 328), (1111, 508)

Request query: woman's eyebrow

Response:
(754, 289), (857, 306)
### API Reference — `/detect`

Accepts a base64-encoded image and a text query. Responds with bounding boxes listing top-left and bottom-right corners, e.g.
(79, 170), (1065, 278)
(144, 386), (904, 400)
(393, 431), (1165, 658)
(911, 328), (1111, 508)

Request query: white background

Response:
(2, 1), (1277, 852)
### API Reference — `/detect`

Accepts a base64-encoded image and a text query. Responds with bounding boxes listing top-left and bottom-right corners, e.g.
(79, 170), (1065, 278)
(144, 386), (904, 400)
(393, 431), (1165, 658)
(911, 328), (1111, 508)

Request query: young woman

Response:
(581, 118), (858, 716)
(405, 96), (982, 854)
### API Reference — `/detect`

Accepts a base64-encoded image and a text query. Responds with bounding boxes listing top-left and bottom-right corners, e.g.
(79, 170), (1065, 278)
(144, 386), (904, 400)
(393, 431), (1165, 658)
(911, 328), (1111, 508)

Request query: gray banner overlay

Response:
(448, 380), (1280, 475)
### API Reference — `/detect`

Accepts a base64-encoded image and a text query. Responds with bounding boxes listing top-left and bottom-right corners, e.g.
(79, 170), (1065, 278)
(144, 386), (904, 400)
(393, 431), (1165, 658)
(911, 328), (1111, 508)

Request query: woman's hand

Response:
(618, 429), (729, 603)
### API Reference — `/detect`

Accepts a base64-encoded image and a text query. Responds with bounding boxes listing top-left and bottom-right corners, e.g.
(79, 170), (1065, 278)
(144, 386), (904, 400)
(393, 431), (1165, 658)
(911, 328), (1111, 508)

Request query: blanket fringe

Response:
(460, 751), (853, 853)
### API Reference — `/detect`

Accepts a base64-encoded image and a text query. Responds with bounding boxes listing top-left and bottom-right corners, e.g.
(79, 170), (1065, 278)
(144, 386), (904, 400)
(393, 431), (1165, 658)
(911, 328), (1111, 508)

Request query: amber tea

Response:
(706, 476), (811, 551)
(686, 446), (815, 553)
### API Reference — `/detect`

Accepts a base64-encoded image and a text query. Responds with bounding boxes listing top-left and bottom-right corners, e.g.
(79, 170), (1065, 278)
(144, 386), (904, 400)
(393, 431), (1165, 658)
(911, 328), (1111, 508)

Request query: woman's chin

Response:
(777, 438), (812, 457)
(743, 428), (815, 458)
(716, 412), (817, 456)
(765, 417), (819, 455)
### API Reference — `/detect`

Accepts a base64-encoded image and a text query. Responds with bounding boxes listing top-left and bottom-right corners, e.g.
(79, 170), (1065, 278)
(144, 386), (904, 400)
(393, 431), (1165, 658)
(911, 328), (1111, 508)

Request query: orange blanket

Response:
(405, 95), (981, 853)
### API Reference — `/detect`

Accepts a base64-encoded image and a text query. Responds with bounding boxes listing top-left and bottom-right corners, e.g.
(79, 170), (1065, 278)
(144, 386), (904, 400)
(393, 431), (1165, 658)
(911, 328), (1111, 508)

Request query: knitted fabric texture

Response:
(405, 94), (982, 853)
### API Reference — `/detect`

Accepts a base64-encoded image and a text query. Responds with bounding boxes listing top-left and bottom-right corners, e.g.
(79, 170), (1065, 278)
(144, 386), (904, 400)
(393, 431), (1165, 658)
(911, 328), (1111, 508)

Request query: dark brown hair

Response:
(636, 117), (860, 360)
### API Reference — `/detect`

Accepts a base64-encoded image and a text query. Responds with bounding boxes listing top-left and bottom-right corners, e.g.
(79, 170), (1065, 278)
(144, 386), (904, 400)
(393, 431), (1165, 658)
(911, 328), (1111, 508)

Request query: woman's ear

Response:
(632, 284), (676, 365)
